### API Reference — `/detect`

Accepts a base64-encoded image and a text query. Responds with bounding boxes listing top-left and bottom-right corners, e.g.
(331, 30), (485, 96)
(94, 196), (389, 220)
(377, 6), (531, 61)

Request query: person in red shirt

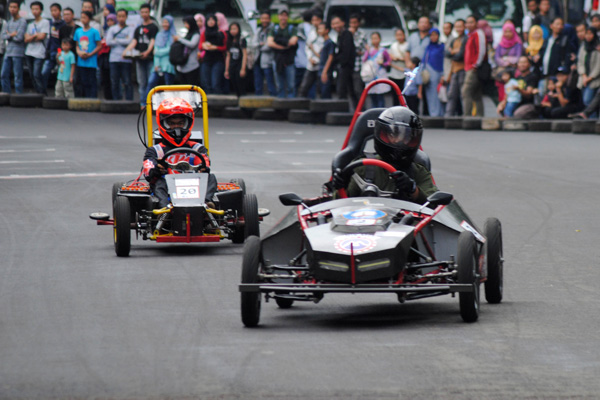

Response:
(461, 15), (487, 117)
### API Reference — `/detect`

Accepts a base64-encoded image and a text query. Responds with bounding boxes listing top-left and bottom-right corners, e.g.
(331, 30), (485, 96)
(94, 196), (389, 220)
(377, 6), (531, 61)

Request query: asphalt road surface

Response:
(1, 108), (600, 399)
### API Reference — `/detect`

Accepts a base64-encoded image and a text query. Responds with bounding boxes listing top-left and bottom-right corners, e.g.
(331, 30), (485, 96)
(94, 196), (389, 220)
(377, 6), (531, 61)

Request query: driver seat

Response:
(331, 108), (431, 174)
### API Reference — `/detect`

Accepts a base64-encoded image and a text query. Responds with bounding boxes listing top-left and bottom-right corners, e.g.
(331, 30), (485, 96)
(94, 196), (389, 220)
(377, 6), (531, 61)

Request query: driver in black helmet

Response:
(333, 106), (437, 204)
(142, 97), (217, 209)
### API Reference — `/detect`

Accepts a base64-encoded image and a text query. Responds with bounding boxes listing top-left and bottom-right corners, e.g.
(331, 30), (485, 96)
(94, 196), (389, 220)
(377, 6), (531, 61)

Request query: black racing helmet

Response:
(374, 106), (423, 169)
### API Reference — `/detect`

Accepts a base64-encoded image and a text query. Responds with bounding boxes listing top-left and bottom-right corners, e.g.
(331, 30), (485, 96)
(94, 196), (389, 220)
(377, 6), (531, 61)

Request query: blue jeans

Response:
(77, 66), (97, 98)
(504, 101), (519, 117)
(1, 56), (24, 93)
(136, 58), (154, 105)
(27, 56), (45, 94)
(200, 60), (225, 94)
(273, 62), (295, 98)
(42, 51), (57, 93)
(148, 71), (175, 91)
(253, 63), (276, 96)
(370, 93), (385, 108)
(110, 62), (133, 101)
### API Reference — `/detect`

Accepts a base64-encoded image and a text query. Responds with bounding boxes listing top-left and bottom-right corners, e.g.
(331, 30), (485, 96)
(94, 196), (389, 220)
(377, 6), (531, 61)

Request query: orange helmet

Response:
(156, 97), (195, 147)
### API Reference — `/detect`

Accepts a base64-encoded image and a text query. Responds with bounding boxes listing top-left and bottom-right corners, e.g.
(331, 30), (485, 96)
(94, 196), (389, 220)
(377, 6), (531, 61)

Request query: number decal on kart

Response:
(176, 186), (200, 199)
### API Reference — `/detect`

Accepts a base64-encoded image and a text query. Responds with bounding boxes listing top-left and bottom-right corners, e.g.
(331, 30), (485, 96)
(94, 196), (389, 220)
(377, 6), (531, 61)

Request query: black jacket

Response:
(334, 29), (355, 69)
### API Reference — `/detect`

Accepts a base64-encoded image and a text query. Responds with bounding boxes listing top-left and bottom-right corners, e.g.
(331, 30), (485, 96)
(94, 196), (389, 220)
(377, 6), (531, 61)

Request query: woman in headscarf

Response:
(194, 13), (206, 61)
(215, 12), (229, 31)
(422, 27), (445, 116)
(577, 27), (600, 113)
(494, 21), (523, 100)
(199, 14), (228, 94)
(147, 15), (177, 89)
(525, 25), (544, 74)
(174, 15), (201, 85)
(102, 4), (116, 33)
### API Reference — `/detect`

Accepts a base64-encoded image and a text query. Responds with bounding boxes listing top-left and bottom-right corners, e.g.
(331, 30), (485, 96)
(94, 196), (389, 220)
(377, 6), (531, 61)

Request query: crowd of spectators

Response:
(0, 0), (599, 120)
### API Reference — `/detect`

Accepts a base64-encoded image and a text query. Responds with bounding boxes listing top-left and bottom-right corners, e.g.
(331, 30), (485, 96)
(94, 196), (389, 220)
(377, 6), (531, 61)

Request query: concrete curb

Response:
(10, 93), (43, 107)
(0, 92), (10, 106)
(253, 108), (287, 120)
(572, 120), (597, 134)
(42, 96), (69, 110)
(503, 120), (528, 131)
(463, 117), (482, 130)
(68, 98), (102, 111)
(527, 120), (552, 131)
(551, 120), (572, 133)
(238, 95), (275, 109)
(421, 117), (444, 128)
(100, 100), (140, 114)
(288, 109), (325, 124)
(326, 112), (354, 126)
(206, 94), (239, 108)
(222, 106), (252, 119)
(444, 117), (463, 129)
(272, 98), (311, 110)
(309, 99), (350, 113)
(482, 118), (503, 130)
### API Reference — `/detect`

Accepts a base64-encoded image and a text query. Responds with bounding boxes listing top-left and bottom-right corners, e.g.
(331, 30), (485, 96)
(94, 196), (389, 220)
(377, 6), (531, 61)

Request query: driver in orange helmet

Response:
(142, 97), (217, 208)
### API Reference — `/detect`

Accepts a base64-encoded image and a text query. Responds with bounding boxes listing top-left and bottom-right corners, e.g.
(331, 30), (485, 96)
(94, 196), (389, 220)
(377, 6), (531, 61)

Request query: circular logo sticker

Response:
(342, 209), (387, 220)
(334, 234), (378, 253)
(346, 219), (378, 226)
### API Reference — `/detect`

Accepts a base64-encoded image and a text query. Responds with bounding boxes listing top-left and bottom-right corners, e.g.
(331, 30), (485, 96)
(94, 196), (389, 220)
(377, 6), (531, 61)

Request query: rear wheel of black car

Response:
(457, 231), (479, 323)
(229, 178), (246, 195)
(114, 196), (131, 257)
(243, 193), (260, 239)
(241, 236), (262, 327)
(484, 218), (503, 304)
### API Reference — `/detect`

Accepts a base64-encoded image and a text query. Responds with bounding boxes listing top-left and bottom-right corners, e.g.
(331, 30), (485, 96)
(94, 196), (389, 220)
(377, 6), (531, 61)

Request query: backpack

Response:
(169, 41), (190, 66)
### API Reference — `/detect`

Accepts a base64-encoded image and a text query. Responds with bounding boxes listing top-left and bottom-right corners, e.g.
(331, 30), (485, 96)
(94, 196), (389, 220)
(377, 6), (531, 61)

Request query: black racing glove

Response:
(390, 171), (416, 196)
(332, 168), (349, 190)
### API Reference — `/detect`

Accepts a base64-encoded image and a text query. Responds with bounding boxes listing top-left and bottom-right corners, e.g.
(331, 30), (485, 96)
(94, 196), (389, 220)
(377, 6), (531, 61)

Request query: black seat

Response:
(331, 108), (431, 173)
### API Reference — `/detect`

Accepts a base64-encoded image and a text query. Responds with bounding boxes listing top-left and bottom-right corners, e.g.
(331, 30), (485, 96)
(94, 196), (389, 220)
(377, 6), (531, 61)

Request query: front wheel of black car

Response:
(243, 193), (260, 239)
(484, 218), (503, 304)
(457, 231), (479, 323)
(241, 236), (262, 327)
(113, 196), (131, 257)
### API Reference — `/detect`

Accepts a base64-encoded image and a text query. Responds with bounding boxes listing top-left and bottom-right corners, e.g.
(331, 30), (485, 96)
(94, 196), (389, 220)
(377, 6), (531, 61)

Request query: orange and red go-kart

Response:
(90, 85), (269, 257)
(238, 79), (504, 327)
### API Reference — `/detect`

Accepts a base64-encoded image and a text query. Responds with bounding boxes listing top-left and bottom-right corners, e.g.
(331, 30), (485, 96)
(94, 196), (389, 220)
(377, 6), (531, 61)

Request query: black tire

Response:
(325, 112), (354, 126)
(275, 297), (294, 309)
(272, 97), (310, 110)
(484, 218), (503, 304)
(229, 178), (246, 194)
(243, 193), (260, 239)
(112, 182), (123, 206)
(241, 236), (262, 327)
(253, 108), (287, 120)
(100, 100), (140, 114)
(457, 231), (479, 323)
(309, 99), (350, 113)
(113, 196), (131, 257)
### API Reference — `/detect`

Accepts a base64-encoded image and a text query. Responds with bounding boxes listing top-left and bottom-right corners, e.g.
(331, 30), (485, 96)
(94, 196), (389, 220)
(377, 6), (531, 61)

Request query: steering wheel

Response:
(337, 158), (397, 199)
(158, 148), (209, 174)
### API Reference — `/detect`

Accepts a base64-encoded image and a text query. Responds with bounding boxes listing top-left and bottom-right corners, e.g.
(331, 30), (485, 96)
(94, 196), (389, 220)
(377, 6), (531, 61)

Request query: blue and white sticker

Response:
(346, 219), (378, 226)
(460, 221), (486, 243)
(334, 234), (378, 253)
(343, 209), (387, 220)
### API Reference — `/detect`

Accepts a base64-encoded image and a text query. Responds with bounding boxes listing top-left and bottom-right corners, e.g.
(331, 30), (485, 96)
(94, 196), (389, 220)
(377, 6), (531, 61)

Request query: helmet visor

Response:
(376, 123), (421, 149)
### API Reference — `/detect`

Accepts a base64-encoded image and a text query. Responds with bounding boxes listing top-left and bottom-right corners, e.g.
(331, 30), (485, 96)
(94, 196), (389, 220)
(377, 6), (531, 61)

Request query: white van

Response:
(324, 0), (408, 47)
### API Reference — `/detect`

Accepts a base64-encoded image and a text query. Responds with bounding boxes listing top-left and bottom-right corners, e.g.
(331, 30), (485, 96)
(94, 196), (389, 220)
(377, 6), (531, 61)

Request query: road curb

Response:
(68, 98), (102, 112)
(42, 96), (69, 110)
(309, 99), (350, 113)
(551, 120), (572, 133)
(326, 112), (354, 126)
(421, 117), (444, 128)
(253, 108), (287, 121)
(288, 109), (324, 124)
(0, 92), (10, 106)
(444, 117), (463, 129)
(239, 95), (275, 109)
(463, 117), (482, 130)
(206, 94), (239, 108)
(572, 120), (596, 134)
(503, 120), (528, 131)
(222, 106), (252, 119)
(100, 100), (140, 114)
(272, 98), (311, 110)
(10, 93), (43, 107)
(481, 118), (503, 130)
(527, 120), (552, 131)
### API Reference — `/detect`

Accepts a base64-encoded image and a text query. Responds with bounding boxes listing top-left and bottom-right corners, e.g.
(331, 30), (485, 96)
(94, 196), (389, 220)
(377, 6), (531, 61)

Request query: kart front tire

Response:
(241, 236), (262, 327)
(114, 196), (131, 257)
(457, 231), (479, 323)
(484, 218), (503, 304)
(229, 178), (246, 195)
(243, 193), (260, 239)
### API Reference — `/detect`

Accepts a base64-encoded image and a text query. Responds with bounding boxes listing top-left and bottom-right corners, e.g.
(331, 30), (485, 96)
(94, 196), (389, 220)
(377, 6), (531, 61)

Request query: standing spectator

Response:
(215, 13), (229, 31)
(575, 22), (587, 44)
(73, 11), (101, 98)
(41, 3), (65, 92)
(445, 19), (466, 116)
(494, 21), (523, 101)
(405, 16), (431, 114)
(55, 38), (75, 98)
(538, 0), (554, 37)
(199, 14), (226, 93)
(251, 11), (276, 96)
(225, 22), (247, 97)
(318, 22), (335, 99)
(541, 66), (583, 118)
(363, 31), (390, 108)
(349, 14), (368, 104)
(125, 3), (157, 106)
(173, 16), (200, 85)
(331, 16), (356, 107)
(97, 14), (115, 99)
(268, 9), (298, 98)
(462, 15), (486, 117)
(59, 7), (77, 55)
(497, 70), (521, 116)
(194, 13), (205, 61)
(101, 4), (116, 35)
(1, 0), (26, 94)
(294, 10), (312, 92)
(389, 28), (408, 106)
(577, 27), (600, 113)
(80, 1), (102, 33)
(422, 28), (444, 116)
(147, 16), (176, 90)
(590, 15), (600, 32)
(0, 5), (5, 69)
(403, 56), (422, 113)
(522, 0), (539, 42)
(542, 17), (577, 78)
(106, 9), (134, 100)
(511, 56), (541, 119)
(24, 1), (50, 95)
(297, 11), (323, 98)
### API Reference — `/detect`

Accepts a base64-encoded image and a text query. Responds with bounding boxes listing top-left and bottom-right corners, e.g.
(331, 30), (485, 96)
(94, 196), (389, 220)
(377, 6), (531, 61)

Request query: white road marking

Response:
(241, 139), (334, 143)
(0, 148), (56, 153)
(0, 135), (47, 139)
(215, 130), (303, 135)
(0, 170), (329, 180)
(0, 159), (64, 164)
(265, 150), (331, 154)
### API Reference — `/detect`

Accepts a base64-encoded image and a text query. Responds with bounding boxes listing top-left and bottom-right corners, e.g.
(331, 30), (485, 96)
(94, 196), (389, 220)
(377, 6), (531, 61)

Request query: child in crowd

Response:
(55, 38), (75, 98)
(500, 70), (522, 116)
(540, 77), (558, 112)
(318, 22), (335, 99)
(403, 57), (422, 114)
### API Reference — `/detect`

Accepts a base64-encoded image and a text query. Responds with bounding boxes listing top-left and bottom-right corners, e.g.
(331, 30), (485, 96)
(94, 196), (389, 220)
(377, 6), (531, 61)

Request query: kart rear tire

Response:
(112, 182), (124, 206)
(113, 196), (131, 257)
(241, 236), (262, 327)
(457, 231), (479, 323)
(229, 178), (246, 195)
(243, 193), (260, 239)
(484, 218), (503, 304)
